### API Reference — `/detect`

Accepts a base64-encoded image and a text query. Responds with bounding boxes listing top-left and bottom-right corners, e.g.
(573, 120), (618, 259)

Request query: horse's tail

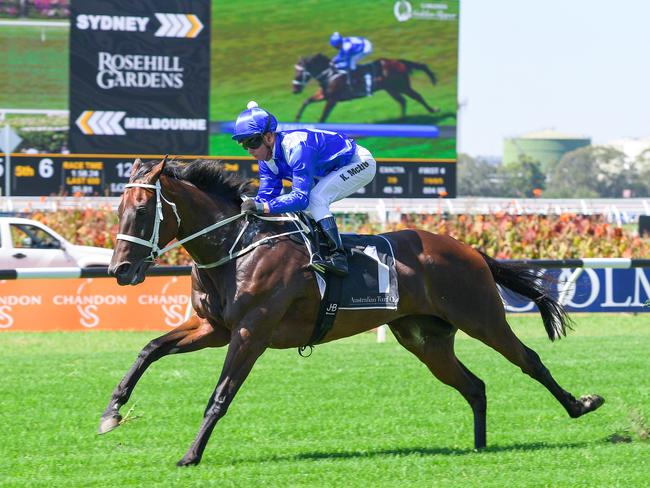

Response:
(479, 252), (573, 341)
(399, 59), (437, 85)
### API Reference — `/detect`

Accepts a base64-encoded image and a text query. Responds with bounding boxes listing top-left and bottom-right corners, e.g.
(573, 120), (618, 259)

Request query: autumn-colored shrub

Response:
(340, 212), (650, 259)
(21, 208), (649, 265)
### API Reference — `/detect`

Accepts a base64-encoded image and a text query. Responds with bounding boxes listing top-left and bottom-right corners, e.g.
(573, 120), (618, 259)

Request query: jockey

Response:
(329, 32), (373, 95)
(232, 101), (377, 277)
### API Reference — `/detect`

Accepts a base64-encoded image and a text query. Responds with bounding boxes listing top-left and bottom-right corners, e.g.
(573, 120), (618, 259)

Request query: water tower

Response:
(503, 130), (591, 170)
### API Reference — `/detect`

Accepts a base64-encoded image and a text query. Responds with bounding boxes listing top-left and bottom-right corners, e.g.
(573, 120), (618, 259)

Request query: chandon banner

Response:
(0, 268), (647, 331)
(69, 0), (210, 155)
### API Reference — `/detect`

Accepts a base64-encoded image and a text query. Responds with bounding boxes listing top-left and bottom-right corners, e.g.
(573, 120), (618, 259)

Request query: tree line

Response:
(458, 146), (650, 198)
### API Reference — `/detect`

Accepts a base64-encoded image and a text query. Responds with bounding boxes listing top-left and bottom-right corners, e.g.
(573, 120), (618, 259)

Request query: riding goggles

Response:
(239, 134), (264, 150)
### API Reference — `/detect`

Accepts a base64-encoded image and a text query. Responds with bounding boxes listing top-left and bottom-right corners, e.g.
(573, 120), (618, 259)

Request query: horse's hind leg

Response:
(467, 317), (604, 419)
(98, 314), (229, 434)
(403, 86), (438, 113)
(389, 315), (487, 449)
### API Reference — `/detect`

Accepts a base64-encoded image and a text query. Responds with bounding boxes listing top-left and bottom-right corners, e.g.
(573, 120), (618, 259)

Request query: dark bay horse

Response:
(292, 53), (439, 122)
(102, 157), (604, 466)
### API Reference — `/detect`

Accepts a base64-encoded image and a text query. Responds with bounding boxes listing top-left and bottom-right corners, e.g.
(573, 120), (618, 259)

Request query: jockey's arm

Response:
(254, 161), (283, 204)
(332, 51), (346, 68)
(262, 145), (315, 214)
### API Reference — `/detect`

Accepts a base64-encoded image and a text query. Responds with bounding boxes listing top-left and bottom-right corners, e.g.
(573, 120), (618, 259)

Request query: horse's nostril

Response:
(110, 262), (130, 277)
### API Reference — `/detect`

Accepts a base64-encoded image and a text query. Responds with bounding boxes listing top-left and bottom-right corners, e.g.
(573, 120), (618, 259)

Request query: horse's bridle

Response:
(116, 181), (181, 262)
(293, 62), (331, 88)
(116, 181), (309, 269)
(292, 64), (312, 88)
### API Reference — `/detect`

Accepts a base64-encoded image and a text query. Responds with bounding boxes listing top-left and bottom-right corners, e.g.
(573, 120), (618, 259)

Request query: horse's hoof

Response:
(176, 455), (201, 467)
(98, 414), (122, 434)
(580, 394), (605, 414)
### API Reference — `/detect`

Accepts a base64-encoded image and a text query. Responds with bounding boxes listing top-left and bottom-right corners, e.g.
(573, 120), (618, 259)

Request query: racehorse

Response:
(292, 53), (438, 122)
(102, 157), (604, 467)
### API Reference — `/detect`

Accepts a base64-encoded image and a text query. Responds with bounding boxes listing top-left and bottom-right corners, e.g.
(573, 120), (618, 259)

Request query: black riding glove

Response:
(241, 199), (265, 215)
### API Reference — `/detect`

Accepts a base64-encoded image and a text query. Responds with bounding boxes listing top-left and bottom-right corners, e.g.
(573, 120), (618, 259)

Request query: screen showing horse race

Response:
(211, 0), (459, 160)
(0, 0), (459, 197)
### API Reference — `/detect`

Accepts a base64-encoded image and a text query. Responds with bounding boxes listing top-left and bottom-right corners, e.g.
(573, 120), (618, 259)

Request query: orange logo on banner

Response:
(0, 276), (192, 332)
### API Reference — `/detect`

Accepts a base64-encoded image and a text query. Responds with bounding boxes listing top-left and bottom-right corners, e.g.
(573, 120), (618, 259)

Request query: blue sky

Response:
(457, 0), (650, 157)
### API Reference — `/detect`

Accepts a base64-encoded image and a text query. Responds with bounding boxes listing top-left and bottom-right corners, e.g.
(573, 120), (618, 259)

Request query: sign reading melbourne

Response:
(69, 0), (210, 155)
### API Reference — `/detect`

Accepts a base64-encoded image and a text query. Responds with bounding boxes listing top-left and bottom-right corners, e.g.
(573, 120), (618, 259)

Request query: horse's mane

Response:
(135, 159), (255, 203)
(302, 52), (330, 66)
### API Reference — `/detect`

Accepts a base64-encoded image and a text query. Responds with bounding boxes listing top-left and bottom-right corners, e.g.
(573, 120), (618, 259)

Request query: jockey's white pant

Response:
(348, 40), (373, 70)
(307, 145), (376, 222)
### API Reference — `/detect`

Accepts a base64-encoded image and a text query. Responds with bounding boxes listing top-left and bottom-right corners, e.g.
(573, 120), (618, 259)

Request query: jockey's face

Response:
(247, 132), (275, 161)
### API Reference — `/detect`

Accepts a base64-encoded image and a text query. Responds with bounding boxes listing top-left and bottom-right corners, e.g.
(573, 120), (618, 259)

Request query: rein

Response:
(116, 181), (309, 268)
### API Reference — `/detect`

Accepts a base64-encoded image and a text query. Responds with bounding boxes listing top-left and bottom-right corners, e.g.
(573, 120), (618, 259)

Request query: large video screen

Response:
(210, 0), (459, 159)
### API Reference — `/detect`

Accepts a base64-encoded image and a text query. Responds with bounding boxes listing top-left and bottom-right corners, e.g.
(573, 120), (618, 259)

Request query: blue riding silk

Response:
(254, 129), (357, 214)
(332, 36), (370, 70)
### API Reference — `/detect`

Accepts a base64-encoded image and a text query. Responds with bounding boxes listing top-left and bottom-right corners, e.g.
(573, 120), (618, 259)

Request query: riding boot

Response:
(311, 216), (348, 277)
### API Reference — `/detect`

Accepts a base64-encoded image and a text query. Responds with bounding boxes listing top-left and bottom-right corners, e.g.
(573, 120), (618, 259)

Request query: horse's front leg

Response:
(98, 315), (229, 434)
(177, 325), (269, 466)
(295, 91), (324, 121)
(319, 99), (338, 123)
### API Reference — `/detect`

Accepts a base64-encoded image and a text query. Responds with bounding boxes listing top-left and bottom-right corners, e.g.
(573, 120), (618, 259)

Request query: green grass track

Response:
(1, 314), (649, 487)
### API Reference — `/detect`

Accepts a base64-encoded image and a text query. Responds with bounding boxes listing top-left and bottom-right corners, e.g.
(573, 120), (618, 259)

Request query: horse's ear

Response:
(129, 158), (142, 180)
(149, 155), (168, 181)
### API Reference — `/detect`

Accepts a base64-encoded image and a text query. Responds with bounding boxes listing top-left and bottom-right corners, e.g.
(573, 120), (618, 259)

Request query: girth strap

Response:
(299, 273), (343, 356)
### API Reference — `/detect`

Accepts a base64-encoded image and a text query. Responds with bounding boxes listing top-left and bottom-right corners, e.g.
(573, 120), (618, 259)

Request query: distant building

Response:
(503, 130), (591, 170)
(603, 137), (650, 160)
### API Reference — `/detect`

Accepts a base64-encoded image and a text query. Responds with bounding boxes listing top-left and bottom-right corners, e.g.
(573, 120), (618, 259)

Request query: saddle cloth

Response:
(313, 233), (399, 310)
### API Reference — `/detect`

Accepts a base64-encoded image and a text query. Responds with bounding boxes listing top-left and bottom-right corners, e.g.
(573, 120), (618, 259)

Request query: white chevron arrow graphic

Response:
(177, 14), (191, 37)
(154, 13), (172, 37)
(97, 111), (115, 135)
(167, 14), (182, 37)
(109, 111), (126, 135)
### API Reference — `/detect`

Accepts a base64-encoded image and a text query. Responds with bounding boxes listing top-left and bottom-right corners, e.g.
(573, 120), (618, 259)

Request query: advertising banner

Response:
(1, 267), (647, 332)
(0, 276), (192, 331)
(504, 268), (650, 313)
(69, 0), (210, 155)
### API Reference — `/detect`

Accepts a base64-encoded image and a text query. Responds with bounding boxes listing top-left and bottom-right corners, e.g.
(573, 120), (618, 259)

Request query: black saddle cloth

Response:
(338, 233), (399, 310)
